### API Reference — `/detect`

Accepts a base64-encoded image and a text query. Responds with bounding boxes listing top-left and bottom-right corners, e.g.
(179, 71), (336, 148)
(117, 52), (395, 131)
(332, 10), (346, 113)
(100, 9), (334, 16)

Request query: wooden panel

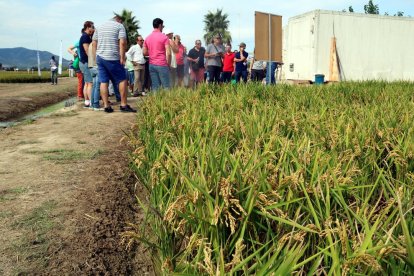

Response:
(329, 37), (340, 81)
(255, 11), (282, 62)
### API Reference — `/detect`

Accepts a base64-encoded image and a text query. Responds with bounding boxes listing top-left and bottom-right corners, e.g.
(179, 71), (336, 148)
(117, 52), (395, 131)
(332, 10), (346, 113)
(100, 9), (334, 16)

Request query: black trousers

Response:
(221, 71), (232, 83)
(207, 65), (222, 83)
(251, 69), (265, 82)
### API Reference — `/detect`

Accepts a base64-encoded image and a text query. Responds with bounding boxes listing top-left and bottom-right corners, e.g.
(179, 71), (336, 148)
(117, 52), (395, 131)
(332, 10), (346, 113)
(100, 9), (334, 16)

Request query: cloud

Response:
(1, 0), (413, 61)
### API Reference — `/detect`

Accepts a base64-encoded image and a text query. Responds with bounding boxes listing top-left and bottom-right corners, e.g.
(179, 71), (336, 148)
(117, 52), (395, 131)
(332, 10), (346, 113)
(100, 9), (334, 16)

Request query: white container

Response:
(283, 10), (414, 81)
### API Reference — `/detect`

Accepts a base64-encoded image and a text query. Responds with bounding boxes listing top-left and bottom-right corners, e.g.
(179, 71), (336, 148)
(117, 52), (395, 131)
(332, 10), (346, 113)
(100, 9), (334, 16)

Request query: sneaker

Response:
(104, 106), (114, 113)
(132, 92), (140, 97)
(120, 105), (137, 113)
(141, 92), (147, 96)
(93, 107), (104, 111)
(83, 104), (90, 108)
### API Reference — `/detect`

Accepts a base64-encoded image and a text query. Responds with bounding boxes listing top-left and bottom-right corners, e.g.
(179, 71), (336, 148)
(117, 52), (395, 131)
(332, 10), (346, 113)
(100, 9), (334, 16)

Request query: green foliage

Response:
(114, 9), (140, 48)
(203, 9), (232, 45)
(364, 0), (379, 14)
(0, 71), (69, 83)
(343, 1), (406, 16)
(128, 82), (414, 275)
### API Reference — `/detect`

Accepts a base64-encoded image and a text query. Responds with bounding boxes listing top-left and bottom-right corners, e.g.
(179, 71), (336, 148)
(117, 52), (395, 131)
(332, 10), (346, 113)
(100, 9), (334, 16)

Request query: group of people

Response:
(66, 16), (279, 113)
(68, 17), (136, 113)
(140, 18), (279, 89)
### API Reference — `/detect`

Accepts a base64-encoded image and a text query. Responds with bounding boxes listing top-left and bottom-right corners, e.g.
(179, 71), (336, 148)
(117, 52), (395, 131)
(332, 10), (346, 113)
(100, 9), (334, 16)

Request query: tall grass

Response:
(0, 71), (69, 83)
(127, 82), (414, 275)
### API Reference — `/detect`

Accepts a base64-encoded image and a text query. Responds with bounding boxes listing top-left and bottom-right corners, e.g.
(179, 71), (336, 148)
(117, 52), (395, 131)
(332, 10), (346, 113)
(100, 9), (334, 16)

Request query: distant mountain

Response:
(0, 47), (71, 69)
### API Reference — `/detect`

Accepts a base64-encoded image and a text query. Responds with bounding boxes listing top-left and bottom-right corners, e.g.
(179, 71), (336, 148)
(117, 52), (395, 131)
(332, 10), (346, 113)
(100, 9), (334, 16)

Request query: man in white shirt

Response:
(126, 35), (146, 96)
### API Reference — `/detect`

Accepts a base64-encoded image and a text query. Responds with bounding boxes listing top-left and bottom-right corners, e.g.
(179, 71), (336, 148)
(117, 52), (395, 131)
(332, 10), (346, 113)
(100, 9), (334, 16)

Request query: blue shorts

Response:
(96, 56), (126, 85)
(79, 61), (93, 83)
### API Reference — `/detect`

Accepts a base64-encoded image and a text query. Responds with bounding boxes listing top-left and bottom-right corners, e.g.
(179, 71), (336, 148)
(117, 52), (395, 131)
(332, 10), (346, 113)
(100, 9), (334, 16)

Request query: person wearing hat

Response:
(205, 34), (225, 83)
(234, 42), (249, 83)
(164, 28), (178, 87)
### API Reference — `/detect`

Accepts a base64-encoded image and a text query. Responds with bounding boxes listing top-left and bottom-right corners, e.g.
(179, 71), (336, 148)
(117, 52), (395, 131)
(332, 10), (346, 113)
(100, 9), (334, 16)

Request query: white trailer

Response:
(283, 10), (414, 81)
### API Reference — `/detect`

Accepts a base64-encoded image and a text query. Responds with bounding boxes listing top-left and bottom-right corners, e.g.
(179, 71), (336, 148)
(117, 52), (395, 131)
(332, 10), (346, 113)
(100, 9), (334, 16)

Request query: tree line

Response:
(343, 0), (406, 17)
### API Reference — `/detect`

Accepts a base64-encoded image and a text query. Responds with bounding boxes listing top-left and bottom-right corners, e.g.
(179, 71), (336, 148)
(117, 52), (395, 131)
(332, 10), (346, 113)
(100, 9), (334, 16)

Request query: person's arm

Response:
(92, 40), (97, 60)
(234, 52), (243, 62)
(186, 50), (195, 62)
(143, 46), (149, 56)
(126, 47), (134, 64)
(82, 43), (89, 57)
(143, 40), (149, 56)
(68, 45), (77, 57)
(166, 44), (171, 66)
(170, 39), (178, 53)
(119, 38), (126, 65)
(249, 58), (255, 71)
(204, 45), (214, 58)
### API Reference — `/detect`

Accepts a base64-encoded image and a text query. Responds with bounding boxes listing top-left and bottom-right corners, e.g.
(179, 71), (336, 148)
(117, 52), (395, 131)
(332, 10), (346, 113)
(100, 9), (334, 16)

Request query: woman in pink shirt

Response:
(174, 35), (186, 87)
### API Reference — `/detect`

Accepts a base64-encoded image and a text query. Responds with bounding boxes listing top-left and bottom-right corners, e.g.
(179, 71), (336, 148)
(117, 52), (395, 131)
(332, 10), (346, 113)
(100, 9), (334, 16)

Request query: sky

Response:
(0, 0), (413, 61)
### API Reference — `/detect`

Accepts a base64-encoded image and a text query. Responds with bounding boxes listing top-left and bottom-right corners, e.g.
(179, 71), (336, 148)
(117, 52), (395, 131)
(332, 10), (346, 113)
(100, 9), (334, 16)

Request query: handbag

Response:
(192, 62), (200, 72)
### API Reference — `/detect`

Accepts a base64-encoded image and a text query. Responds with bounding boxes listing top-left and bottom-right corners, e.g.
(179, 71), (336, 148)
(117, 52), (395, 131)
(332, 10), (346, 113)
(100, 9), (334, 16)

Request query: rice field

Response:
(127, 82), (414, 275)
(0, 71), (69, 83)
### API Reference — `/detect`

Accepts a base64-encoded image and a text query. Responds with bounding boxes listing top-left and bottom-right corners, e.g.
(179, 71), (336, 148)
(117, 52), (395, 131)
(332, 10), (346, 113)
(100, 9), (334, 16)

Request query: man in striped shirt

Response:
(92, 15), (136, 113)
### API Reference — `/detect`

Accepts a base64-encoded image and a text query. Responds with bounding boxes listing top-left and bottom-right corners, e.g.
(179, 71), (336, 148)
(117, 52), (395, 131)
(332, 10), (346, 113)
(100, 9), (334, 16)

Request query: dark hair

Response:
(153, 18), (163, 28)
(51, 56), (55, 60)
(82, 21), (94, 32)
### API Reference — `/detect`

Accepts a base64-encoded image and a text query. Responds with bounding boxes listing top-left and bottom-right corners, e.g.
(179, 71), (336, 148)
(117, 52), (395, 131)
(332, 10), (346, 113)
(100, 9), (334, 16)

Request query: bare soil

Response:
(0, 78), (76, 121)
(0, 81), (153, 275)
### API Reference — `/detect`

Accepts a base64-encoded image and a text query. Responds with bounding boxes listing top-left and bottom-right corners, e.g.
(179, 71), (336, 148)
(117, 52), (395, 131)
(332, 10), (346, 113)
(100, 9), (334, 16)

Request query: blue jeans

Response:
(235, 70), (248, 83)
(266, 62), (278, 85)
(90, 67), (100, 108)
(149, 64), (170, 91)
(51, 70), (58, 84)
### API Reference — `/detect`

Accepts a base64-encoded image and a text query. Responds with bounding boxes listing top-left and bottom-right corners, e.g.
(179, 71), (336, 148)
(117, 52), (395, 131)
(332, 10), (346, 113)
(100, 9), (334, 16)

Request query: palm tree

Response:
(203, 9), (232, 45)
(114, 9), (140, 48)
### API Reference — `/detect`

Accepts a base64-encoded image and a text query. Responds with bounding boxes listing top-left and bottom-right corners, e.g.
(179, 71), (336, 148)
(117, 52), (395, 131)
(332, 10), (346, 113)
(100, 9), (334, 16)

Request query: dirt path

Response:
(0, 97), (153, 275)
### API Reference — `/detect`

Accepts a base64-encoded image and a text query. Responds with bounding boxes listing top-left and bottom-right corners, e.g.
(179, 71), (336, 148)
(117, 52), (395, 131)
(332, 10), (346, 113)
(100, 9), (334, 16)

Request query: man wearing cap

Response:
(143, 18), (178, 91)
(205, 34), (225, 83)
(234, 42), (249, 83)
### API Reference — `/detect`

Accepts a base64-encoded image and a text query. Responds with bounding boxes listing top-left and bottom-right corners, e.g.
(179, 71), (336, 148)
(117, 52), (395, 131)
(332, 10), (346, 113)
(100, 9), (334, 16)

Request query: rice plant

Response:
(127, 81), (414, 275)
(0, 71), (69, 83)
